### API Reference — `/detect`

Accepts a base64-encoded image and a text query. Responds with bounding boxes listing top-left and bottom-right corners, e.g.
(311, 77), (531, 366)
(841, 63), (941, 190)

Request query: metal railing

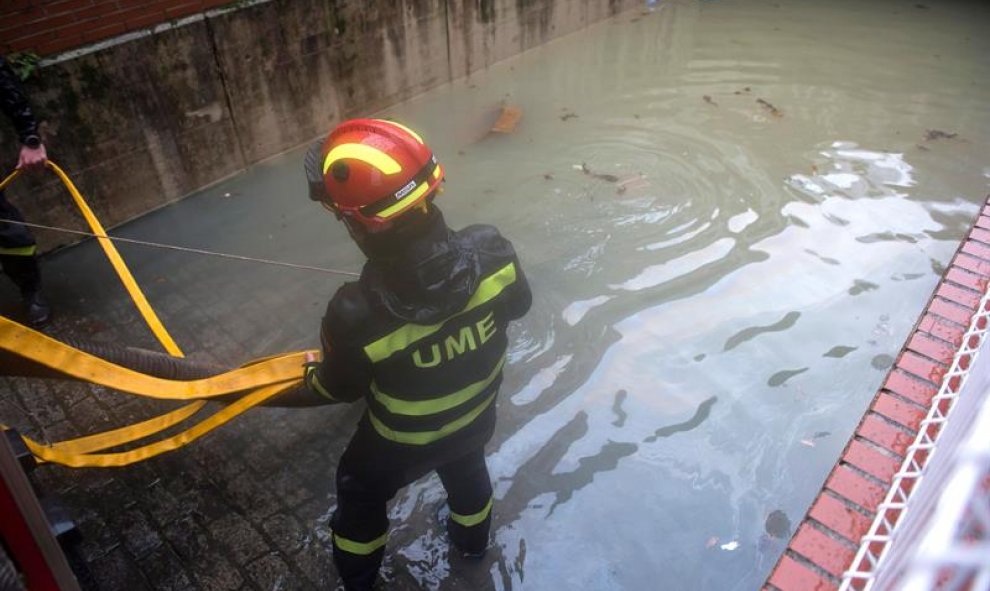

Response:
(841, 290), (990, 590)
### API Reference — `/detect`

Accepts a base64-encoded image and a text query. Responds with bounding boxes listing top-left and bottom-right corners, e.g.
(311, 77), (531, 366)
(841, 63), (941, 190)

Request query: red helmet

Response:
(314, 118), (444, 232)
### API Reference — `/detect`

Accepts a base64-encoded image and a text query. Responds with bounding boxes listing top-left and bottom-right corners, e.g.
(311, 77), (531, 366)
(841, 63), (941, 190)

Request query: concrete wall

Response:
(0, 0), (639, 251)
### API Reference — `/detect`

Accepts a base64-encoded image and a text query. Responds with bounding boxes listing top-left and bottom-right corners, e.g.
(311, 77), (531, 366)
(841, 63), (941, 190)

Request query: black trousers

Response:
(0, 190), (40, 294)
(332, 414), (495, 591)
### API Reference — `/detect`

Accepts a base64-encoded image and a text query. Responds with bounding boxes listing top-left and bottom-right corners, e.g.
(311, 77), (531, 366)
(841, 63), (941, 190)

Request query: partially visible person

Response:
(292, 119), (532, 590)
(1, 53), (50, 326)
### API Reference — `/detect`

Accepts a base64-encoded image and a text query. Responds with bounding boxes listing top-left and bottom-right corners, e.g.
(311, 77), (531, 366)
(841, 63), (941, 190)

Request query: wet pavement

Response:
(3, 0), (990, 589)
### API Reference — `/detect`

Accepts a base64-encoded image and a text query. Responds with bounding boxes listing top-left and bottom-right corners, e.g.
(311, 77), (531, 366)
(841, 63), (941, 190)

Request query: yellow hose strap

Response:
(0, 316), (311, 400)
(45, 162), (184, 357)
(23, 382), (294, 467)
(0, 167), (19, 192)
(0, 164), (312, 467)
(43, 402), (207, 456)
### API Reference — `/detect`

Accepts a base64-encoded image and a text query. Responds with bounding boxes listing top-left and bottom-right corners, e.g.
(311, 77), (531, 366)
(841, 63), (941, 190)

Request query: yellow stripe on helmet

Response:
(432, 164), (442, 180)
(323, 143), (402, 175)
(377, 181), (431, 219)
(377, 119), (425, 144)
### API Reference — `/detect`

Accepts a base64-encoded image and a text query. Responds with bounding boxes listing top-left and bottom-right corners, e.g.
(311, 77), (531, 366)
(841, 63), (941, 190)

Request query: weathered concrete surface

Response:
(446, 0), (639, 79)
(0, 21), (244, 252)
(0, 0), (637, 253)
(210, 0), (450, 164)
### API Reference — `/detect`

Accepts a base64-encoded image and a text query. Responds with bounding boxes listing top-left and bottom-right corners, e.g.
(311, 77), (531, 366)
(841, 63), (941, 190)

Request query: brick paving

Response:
(0, 198), (469, 590)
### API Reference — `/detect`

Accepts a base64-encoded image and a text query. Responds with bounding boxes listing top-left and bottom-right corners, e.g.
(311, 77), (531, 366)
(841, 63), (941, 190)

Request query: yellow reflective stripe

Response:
(364, 262), (517, 363)
(432, 164), (442, 180)
(323, 144), (402, 175)
(451, 497), (493, 528)
(306, 366), (336, 401)
(333, 532), (388, 555)
(372, 356), (504, 416)
(377, 181), (429, 219)
(368, 389), (496, 445)
(377, 120), (424, 144)
(0, 245), (37, 256)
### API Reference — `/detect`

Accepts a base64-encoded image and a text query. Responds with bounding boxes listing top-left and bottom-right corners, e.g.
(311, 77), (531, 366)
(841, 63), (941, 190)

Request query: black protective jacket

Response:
(306, 208), (531, 451)
(0, 55), (40, 145)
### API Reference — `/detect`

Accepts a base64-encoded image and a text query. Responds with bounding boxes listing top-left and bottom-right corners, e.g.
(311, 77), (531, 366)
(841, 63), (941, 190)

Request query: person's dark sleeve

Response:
(505, 253), (532, 321)
(0, 55), (40, 145)
(298, 284), (372, 404)
(301, 321), (368, 404)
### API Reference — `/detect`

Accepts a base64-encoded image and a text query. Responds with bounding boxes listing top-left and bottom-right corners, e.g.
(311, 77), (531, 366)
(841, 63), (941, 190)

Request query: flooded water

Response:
(17, 0), (990, 589)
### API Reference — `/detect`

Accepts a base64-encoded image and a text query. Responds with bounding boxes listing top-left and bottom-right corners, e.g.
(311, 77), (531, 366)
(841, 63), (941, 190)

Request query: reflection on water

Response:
(39, 0), (986, 588)
(374, 0), (990, 588)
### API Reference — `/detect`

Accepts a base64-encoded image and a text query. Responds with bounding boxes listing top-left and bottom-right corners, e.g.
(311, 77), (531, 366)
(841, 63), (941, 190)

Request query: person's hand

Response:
(17, 143), (47, 171)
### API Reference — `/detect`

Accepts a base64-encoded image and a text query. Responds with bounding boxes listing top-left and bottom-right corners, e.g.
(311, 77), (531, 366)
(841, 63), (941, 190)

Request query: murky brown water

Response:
(21, 0), (990, 588)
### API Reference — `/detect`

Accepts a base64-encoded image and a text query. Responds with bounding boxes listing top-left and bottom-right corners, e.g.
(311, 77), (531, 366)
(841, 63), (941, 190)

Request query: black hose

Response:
(0, 340), (224, 381)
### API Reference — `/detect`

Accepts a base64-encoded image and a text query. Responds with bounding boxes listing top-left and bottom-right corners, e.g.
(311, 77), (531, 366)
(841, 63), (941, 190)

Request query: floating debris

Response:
(491, 105), (523, 133)
(720, 541), (740, 551)
(543, 173), (554, 180)
(703, 95), (718, 106)
(924, 129), (957, 141)
(733, 86), (752, 95)
(813, 431), (831, 439)
(800, 439), (815, 447)
(560, 112), (578, 121)
(756, 98), (783, 118)
(576, 162), (620, 183)
(705, 536), (719, 549)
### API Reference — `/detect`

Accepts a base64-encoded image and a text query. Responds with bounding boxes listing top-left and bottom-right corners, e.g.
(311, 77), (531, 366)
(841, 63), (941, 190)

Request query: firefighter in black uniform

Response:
(294, 118), (532, 590)
(0, 54), (50, 326)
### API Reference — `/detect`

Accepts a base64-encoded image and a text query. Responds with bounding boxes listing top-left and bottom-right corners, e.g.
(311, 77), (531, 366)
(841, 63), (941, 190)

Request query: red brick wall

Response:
(1, 0), (237, 57)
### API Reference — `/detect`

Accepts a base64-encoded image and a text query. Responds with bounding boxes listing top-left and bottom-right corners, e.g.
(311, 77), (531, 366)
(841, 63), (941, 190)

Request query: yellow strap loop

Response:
(47, 162), (184, 357)
(0, 316), (309, 400)
(24, 383), (294, 467)
(43, 402), (206, 456)
(0, 164), (314, 467)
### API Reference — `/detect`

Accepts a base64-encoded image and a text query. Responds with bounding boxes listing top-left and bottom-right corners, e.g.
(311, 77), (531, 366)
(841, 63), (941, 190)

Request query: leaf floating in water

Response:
(768, 368), (808, 387)
(765, 510), (791, 539)
(925, 129), (957, 141)
(756, 98), (783, 118)
(823, 345), (857, 358)
(491, 105), (523, 133)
